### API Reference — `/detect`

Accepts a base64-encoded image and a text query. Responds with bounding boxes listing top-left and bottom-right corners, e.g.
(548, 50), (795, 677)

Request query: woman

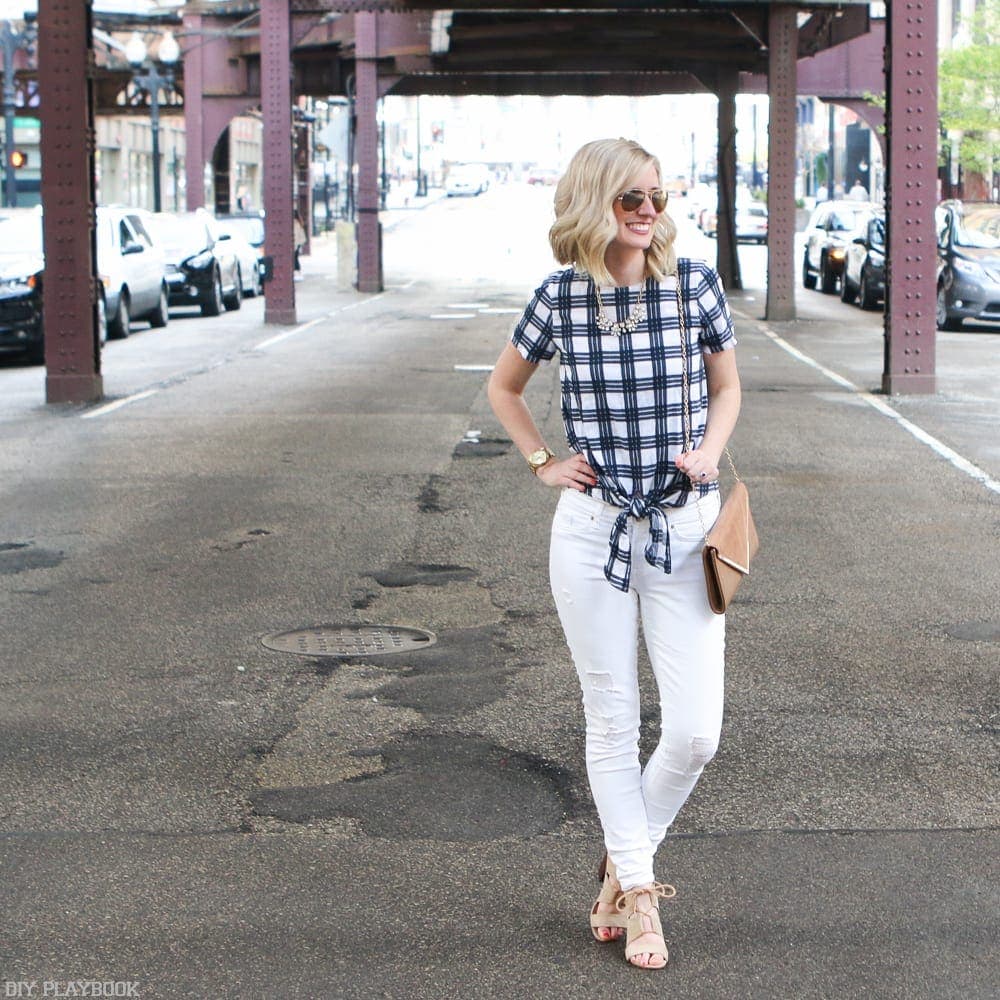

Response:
(487, 138), (741, 970)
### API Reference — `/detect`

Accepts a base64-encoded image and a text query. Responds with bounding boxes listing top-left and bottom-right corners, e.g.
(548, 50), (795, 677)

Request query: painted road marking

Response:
(757, 322), (1000, 495)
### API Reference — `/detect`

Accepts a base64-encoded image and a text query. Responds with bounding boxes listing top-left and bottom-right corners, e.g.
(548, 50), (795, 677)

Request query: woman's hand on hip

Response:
(537, 453), (598, 491)
(675, 449), (720, 485)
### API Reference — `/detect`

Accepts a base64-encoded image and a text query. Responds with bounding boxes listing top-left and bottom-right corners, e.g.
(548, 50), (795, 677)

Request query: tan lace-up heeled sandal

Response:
(615, 882), (677, 968)
(590, 853), (628, 941)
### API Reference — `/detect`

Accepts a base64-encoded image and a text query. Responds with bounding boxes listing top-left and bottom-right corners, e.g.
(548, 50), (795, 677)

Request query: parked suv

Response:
(96, 206), (170, 339)
(935, 200), (1000, 331)
(802, 199), (881, 294)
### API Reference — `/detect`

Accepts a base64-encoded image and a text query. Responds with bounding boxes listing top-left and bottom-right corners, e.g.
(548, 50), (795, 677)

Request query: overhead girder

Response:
(384, 71), (711, 97)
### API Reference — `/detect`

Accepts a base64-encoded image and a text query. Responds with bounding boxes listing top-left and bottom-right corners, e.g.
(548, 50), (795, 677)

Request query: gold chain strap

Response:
(675, 271), (738, 540)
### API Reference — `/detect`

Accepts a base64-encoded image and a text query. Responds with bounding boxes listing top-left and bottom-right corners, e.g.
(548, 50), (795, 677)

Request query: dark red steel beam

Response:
(261, 0), (297, 323)
(38, 0), (103, 404)
(715, 67), (742, 291)
(883, 0), (936, 393)
(355, 12), (383, 292)
(765, 3), (797, 321)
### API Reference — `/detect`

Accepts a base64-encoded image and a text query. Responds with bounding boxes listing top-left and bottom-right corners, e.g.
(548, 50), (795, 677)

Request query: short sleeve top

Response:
(510, 257), (736, 590)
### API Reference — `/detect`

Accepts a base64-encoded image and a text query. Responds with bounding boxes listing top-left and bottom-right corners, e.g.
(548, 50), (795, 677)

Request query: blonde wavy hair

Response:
(549, 138), (677, 286)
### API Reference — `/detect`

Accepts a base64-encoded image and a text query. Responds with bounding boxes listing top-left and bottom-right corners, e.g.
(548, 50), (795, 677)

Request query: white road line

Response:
(757, 323), (1000, 495)
(80, 388), (159, 420)
(448, 302), (490, 309)
(430, 313), (475, 319)
(342, 292), (387, 311)
(454, 364), (495, 372)
(254, 293), (387, 350)
(479, 307), (521, 315)
(254, 317), (324, 350)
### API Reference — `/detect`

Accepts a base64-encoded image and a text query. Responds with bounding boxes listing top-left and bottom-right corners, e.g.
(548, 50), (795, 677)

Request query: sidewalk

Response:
(0, 250), (997, 999)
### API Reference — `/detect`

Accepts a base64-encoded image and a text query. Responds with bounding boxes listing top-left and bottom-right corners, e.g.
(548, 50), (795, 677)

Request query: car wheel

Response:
(201, 269), (223, 317)
(802, 252), (817, 290)
(97, 291), (108, 345)
(820, 255), (838, 294)
(859, 269), (879, 311)
(936, 285), (963, 331)
(840, 270), (855, 303)
(108, 291), (131, 339)
(223, 267), (243, 311)
(148, 284), (169, 328)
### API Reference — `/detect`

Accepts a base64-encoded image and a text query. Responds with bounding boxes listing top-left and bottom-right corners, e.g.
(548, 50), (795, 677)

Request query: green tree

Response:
(939, 0), (1000, 178)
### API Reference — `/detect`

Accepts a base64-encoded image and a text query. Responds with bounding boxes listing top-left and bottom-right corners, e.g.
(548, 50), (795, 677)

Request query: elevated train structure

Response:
(23, 1), (936, 403)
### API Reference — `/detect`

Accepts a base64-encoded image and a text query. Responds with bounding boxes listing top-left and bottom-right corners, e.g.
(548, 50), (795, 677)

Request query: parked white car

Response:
(445, 163), (490, 196)
(96, 206), (169, 339)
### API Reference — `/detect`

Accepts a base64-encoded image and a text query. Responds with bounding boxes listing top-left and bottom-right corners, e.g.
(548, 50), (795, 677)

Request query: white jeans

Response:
(549, 488), (725, 891)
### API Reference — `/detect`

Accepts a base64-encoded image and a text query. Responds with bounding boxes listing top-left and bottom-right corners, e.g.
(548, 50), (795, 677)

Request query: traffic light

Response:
(9, 150), (27, 169)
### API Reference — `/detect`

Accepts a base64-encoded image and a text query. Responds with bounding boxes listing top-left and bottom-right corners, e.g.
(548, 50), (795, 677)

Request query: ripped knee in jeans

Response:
(586, 669), (615, 695)
(685, 734), (719, 774)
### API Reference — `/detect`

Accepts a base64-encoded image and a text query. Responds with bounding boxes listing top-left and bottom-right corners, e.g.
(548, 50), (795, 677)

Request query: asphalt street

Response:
(1, 186), (998, 999)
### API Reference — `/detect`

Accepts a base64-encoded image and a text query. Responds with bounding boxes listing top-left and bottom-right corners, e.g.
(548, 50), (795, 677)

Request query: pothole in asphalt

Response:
(0, 542), (65, 575)
(943, 621), (1000, 642)
(453, 437), (512, 459)
(260, 624), (437, 658)
(369, 562), (476, 588)
(250, 732), (574, 841)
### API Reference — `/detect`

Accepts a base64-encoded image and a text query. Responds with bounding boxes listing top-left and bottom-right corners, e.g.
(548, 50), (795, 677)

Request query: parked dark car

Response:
(149, 211), (242, 315)
(802, 199), (881, 293)
(0, 211), (45, 362)
(935, 200), (1000, 331)
(840, 210), (886, 310)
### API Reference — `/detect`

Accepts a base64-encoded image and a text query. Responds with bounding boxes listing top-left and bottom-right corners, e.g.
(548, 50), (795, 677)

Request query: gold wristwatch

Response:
(526, 446), (555, 475)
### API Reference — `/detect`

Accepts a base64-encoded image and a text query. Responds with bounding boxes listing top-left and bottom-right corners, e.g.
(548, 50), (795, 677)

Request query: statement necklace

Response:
(594, 278), (646, 336)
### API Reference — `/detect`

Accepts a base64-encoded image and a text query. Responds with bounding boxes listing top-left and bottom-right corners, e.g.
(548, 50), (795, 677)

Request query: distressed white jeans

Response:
(549, 487), (725, 891)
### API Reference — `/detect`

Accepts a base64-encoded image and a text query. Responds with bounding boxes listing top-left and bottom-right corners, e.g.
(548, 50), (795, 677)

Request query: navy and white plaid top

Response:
(511, 257), (736, 591)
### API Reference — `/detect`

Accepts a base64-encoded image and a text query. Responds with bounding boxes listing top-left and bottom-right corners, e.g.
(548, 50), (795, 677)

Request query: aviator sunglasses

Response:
(616, 187), (668, 213)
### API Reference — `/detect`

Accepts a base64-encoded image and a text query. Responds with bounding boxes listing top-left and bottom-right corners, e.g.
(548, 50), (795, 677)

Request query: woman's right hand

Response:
(536, 453), (598, 491)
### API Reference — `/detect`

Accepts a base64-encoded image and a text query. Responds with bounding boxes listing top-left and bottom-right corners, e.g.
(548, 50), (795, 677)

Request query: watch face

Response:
(529, 449), (548, 467)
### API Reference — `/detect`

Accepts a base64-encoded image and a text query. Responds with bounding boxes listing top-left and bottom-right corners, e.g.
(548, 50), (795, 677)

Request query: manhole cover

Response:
(261, 624), (437, 658)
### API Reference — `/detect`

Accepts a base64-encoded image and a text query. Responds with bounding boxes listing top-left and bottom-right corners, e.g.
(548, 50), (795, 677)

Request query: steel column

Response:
(355, 12), (383, 293)
(883, 0), (937, 394)
(261, 0), (296, 324)
(39, 0), (102, 403)
(766, 4), (797, 322)
(182, 12), (206, 210)
(715, 68), (741, 292)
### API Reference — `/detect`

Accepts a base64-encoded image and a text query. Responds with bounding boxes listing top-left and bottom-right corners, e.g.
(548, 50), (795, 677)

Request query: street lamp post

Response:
(125, 30), (179, 213)
(1, 16), (37, 209)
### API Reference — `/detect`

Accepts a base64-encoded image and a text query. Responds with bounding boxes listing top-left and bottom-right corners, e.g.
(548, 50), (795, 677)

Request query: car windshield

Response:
(217, 216), (264, 246)
(150, 215), (209, 257)
(0, 215), (43, 255)
(827, 209), (863, 231)
(953, 208), (1000, 249)
(870, 218), (886, 249)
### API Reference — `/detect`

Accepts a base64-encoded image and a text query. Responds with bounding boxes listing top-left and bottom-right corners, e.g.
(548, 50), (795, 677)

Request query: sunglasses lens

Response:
(618, 189), (667, 212)
(619, 190), (644, 211)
